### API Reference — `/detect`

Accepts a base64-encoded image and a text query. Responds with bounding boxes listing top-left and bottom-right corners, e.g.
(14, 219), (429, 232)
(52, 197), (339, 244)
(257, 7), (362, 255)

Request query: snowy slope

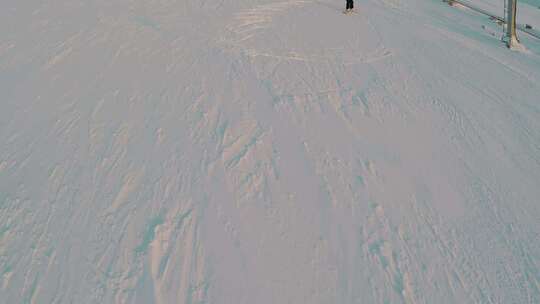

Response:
(1, 0), (540, 303)
(467, 0), (540, 29)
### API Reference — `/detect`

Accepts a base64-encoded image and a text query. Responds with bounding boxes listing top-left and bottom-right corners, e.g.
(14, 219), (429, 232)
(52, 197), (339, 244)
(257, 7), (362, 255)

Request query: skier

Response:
(345, 0), (354, 13)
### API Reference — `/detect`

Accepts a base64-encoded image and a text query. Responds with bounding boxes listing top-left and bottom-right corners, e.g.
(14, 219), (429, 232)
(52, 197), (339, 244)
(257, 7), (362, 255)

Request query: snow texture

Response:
(1, 0), (540, 303)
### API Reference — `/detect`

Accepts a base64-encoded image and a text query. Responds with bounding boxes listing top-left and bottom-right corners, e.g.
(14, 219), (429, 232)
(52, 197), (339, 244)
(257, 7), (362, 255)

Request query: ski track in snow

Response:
(1, 0), (540, 303)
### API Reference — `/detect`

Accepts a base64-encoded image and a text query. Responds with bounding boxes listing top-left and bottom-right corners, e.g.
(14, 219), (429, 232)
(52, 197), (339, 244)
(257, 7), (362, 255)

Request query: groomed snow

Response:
(1, 0), (539, 303)
(468, 0), (540, 29)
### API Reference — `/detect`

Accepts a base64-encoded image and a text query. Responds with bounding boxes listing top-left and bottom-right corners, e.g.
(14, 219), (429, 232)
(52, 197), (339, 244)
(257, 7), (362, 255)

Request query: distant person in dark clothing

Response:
(345, 0), (354, 13)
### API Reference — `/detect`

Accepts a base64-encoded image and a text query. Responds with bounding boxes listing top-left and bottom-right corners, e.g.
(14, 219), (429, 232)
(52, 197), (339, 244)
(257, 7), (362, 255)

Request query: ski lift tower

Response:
(505, 0), (519, 47)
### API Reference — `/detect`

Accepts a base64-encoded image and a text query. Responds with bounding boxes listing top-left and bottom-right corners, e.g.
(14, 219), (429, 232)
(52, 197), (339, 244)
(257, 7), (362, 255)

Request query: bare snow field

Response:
(1, 0), (540, 303)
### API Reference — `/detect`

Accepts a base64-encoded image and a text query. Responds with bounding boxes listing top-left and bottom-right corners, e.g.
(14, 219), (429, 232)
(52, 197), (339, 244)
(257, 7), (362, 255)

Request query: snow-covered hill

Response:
(1, 0), (539, 303)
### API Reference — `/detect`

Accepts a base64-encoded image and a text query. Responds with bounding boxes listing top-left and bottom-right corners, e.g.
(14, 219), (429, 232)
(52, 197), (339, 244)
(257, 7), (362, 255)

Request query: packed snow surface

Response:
(1, 0), (540, 303)
(471, 0), (540, 29)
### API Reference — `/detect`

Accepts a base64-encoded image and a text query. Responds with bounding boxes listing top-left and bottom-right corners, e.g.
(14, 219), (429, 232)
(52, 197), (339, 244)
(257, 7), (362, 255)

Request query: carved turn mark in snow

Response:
(364, 203), (417, 304)
(135, 207), (208, 304)
(218, 0), (393, 64)
(104, 168), (146, 216)
(222, 1), (310, 44)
